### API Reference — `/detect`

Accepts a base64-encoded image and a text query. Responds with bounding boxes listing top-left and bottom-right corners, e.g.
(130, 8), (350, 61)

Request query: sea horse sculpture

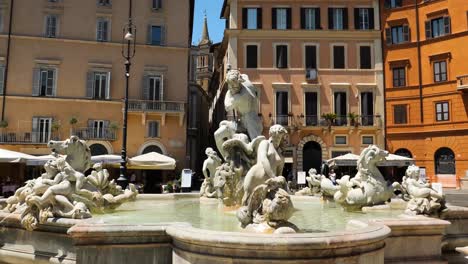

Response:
(4, 136), (138, 231)
(333, 145), (400, 210)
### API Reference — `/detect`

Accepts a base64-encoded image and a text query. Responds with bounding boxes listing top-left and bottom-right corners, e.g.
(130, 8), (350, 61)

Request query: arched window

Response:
(394, 148), (412, 158)
(142, 145), (163, 154)
(89, 143), (108, 156)
(434, 147), (455, 174)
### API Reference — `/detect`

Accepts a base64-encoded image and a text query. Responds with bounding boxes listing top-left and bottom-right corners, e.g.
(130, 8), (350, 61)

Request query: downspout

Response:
(1, 0), (14, 121)
(415, 0), (423, 123)
(378, 0), (388, 150)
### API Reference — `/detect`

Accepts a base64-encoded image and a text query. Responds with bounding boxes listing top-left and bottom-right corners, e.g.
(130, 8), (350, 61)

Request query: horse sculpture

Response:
(333, 145), (400, 210)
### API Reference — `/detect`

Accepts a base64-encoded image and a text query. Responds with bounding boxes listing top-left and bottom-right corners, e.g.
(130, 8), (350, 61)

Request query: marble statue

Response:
(224, 69), (263, 140)
(4, 136), (138, 231)
(295, 169), (340, 197)
(402, 165), (446, 216)
(200, 148), (222, 198)
(237, 125), (296, 233)
(333, 145), (400, 210)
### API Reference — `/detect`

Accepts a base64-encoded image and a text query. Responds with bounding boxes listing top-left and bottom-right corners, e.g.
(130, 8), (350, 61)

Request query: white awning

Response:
(91, 154), (123, 165)
(26, 155), (56, 166)
(0, 148), (37, 163)
(327, 153), (360, 167)
(128, 152), (176, 170)
(327, 153), (415, 167)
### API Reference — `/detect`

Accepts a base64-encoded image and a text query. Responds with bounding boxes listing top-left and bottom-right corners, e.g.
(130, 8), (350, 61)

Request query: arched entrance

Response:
(435, 147), (455, 174)
(395, 148), (413, 158)
(142, 145), (163, 154)
(89, 143), (109, 156)
(303, 141), (322, 173)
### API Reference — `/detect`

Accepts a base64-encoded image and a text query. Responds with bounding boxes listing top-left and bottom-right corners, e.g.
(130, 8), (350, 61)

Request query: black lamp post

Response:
(117, 0), (136, 189)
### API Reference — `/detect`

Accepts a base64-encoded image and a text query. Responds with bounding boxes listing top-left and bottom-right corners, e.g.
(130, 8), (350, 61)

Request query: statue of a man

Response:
(224, 70), (263, 140)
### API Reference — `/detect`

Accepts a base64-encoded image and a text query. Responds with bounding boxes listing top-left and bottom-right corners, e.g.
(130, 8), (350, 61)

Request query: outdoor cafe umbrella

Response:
(91, 154), (123, 165)
(26, 154), (56, 166)
(0, 148), (37, 163)
(128, 152), (176, 170)
(327, 152), (415, 167)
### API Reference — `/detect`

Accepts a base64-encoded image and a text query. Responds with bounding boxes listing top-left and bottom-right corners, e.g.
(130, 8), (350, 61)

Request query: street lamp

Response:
(117, 0), (136, 189)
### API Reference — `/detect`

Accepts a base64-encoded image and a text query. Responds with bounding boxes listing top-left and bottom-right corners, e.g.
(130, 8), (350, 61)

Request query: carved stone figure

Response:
(200, 148), (222, 198)
(4, 136), (138, 231)
(295, 169), (321, 196)
(333, 145), (400, 210)
(402, 165), (446, 216)
(224, 69), (263, 140)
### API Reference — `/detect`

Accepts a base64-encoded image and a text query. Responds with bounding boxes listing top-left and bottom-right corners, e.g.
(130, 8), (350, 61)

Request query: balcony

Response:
(72, 127), (117, 141)
(301, 115), (382, 129)
(0, 131), (60, 144)
(127, 100), (185, 126)
(457, 75), (468, 91)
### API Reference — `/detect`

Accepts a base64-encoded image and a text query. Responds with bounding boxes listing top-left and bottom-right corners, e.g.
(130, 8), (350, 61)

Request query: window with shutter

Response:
(244, 8), (258, 29)
(355, 8), (371, 30)
(390, 25), (409, 44)
(91, 72), (109, 100)
(148, 75), (163, 101)
(304, 92), (318, 126)
(275, 91), (289, 125)
(36, 68), (56, 97)
(333, 46), (345, 69)
(433, 61), (447, 83)
(302, 8), (317, 30)
(147, 121), (160, 138)
(97, 19), (110, 42)
(393, 105), (407, 124)
(359, 46), (372, 69)
(392, 67), (406, 87)
(275, 8), (288, 30)
(305, 45), (317, 69)
(435, 102), (449, 122)
(330, 8), (345, 30)
(429, 16), (451, 38)
(246, 45), (258, 68)
(150, 25), (163, 45)
(275, 45), (288, 68)
(45, 15), (58, 38)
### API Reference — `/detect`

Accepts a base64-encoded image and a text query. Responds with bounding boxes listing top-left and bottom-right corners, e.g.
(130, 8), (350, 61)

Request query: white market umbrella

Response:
(26, 154), (56, 166)
(128, 152), (176, 170)
(327, 153), (360, 167)
(91, 154), (123, 165)
(379, 154), (414, 167)
(0, 149), (37, 163)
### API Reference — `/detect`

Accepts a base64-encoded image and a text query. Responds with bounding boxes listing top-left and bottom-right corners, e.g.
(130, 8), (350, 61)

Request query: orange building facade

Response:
(220, 0), (385, 178)
(0, 0), (193, 173)
(382, 0), (468, 187)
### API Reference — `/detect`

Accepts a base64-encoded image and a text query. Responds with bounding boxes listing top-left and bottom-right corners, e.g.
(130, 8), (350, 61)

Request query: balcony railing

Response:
(73, 127), (117, 141)
(128, 100), (185, 113)
(0, 131), (60, 144)
(300, 115), (381, 128)
(457, 75), (468, 90)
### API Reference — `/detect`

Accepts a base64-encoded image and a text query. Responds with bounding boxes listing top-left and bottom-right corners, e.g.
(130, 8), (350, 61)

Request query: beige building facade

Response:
(219, 0), (385, 177)
(0, 0), (193, 171)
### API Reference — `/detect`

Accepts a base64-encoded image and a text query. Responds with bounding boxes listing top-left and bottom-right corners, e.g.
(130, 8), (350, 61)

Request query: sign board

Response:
(431, 182), (443, 195)
(297, 171), (306, 185)
(181, 169), (192, 188)
(419, 167), (427, 182)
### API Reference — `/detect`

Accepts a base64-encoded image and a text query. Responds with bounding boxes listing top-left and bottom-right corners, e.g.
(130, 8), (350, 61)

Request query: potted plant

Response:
(0, 120), (8, 129)
(348, 112), (359, 127)
(51, 121), (61, 132)
(69, 117), (78, 126)
(109, 122), (119, 131)
(321, 113), (337, 127)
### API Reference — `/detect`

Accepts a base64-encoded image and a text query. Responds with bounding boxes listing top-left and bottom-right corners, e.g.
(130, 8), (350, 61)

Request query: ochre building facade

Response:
(382, 0), (468, 187)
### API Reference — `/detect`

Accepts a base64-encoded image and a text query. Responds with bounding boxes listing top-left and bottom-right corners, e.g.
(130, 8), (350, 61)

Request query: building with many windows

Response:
(0, 0), (194, 176)
(218, 0), (385, 178)
(382, 0), (468, 187)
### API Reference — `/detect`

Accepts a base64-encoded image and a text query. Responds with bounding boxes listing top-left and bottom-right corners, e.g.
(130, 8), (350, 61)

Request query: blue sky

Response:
(192, 0), (226, 45)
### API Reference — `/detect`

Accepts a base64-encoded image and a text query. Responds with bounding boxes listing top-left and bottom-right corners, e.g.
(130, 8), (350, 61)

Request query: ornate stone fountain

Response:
(3, 136), (138, 231)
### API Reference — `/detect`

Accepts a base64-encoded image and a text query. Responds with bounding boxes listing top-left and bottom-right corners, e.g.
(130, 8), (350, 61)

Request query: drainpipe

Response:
(1, 0), (14, 121)
(378, 0), (388, 150)
(415, 0), (423, 123)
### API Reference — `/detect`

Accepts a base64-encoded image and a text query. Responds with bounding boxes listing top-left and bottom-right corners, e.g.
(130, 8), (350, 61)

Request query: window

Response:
(148, 76), (162, 101)
(328, 8), (348, 30)
(246, 45), (258, 68)
(242, 8), (262, 29)
(435, 102), (449, 121)
(301, 8), (320, 30)
(362, 136), (374, 145)
(86, 71), (110, 100)
(434, 147), (455, 175)
(305, 45), (317, 69)
(32, 68), (56, 97)
(360, 92), (374, 126)
(305, 92), (318, 126)
(334, 92), (347, 126)
(385, 25), (410, 44)
(272, 8), (291, 30)
(32, 117), (52, 143)
(355, 8), (374, 30)
(392, 67), (406, 87)
(426, 16), (450, 39)
(96, 19), (109, 42)
(335, 136), (347, 145)
(93, 120), (105, 138)
(275, 91), (289, 125)
(333, 45), (345, 69)
(384, 0), (402, 8)
(97, 0), (111, 6)
(433, 61), (447, 82)
(147, 121), (160, 138)
(149, 25), (164, 46)
(152, 0), (162, 9)
(45, 15), (58, 38)
(393, 105), (407, 124)
(359, 46), (372, 69)
(275, 45), (288, 68)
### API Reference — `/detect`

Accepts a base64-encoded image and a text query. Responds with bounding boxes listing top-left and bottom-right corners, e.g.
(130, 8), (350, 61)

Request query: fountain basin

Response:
(0, 194), (460, 264)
